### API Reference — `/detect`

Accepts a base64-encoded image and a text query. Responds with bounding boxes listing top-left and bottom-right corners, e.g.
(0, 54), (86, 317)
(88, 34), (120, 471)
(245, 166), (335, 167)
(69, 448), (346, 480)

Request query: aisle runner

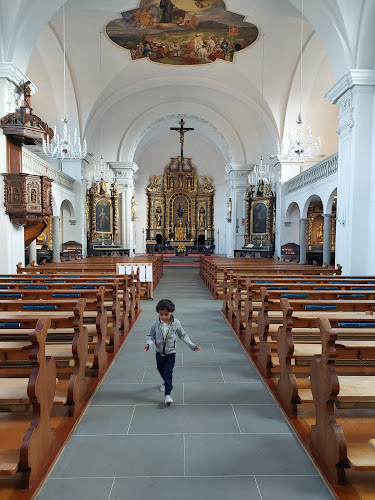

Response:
(37, 268), (332, 500)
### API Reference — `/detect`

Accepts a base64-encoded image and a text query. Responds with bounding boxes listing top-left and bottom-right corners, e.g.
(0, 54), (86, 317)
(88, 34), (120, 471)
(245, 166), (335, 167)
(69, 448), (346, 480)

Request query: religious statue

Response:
(227, 198), (232, 222)
(170, 176), (174, 188)
(22, 81), (32, 109)
(265, 183), (272, 197)
(131, 195), (136, 221)
(187, 177), (192, 189)
(199, 207), (205, 227)
(257, 180), (264, 197)
(178, 203), (183, 218)
(99, 179), (107, 195)
(178, 175), (183, 188)
(110, 183), (118, 197)
(147, 175), (162, 192)
(316, 223), (323, 242)
(201, 175), (214, 193)
(155, 205), (162, 226)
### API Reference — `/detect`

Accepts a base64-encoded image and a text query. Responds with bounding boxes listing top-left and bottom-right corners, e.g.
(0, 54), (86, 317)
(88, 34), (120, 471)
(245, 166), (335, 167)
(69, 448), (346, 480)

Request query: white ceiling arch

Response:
(117, 101), (245, 165)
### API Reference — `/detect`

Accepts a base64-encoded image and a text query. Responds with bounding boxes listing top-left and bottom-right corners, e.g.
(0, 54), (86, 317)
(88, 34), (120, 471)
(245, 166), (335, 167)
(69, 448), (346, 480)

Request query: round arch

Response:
(325, 188), (337, 215)
(285, 201), (301, 222)
(302, 194), (323, 219)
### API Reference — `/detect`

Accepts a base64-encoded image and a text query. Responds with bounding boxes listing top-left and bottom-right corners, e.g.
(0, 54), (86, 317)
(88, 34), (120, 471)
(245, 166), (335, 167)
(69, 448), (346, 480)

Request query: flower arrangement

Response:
(177, 244), (186, 253)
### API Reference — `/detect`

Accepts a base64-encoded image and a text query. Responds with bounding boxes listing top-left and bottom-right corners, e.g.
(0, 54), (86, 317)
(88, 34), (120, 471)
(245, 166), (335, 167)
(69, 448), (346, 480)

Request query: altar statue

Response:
(316, 223), (323, 242)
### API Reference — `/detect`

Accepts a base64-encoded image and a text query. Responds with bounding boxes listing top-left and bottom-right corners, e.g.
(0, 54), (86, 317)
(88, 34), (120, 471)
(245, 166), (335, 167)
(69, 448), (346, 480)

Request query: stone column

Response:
(325, 70), (375, 274)
(299, 218), (308, 263)
(28, 239), (37, 265)
(52, 216), (60, 261)
(225, 164), (252, 257)
(0, 63), (36, 273)
(109, 162), (138, 254)
(323, 213), (332, 266)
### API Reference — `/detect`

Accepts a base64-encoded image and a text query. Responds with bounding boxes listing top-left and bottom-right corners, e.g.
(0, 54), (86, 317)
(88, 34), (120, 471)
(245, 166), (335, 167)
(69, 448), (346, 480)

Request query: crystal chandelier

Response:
(42, 0), (87, 160)
(249, 35), (275, 190)
(279, 0), (320, 162)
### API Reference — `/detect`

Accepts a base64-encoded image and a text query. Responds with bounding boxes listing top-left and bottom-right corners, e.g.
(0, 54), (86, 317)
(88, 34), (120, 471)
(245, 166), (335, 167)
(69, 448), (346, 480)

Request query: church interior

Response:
(0, 0), (375, 499)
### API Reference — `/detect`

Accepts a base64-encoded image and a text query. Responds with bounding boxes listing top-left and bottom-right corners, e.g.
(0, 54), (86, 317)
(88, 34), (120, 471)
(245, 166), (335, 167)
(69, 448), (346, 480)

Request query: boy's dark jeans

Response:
(156, 352), (175, 395)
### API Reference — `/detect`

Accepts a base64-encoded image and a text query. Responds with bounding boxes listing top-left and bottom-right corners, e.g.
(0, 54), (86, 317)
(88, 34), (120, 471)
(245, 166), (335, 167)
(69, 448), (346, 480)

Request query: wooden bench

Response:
(0, 318), (56, 488)
(310, 317), (375, 484)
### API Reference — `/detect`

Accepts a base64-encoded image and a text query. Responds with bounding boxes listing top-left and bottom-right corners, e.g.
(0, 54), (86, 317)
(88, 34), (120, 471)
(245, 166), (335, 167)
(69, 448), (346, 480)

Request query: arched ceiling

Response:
(4, 0), (372, 170)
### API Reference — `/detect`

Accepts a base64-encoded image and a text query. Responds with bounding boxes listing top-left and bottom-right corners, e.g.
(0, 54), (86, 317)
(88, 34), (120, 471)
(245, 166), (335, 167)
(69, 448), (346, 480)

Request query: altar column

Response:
(323, 213), (332, 266)
(225, 164), (252, 257)
(325, 70), (375, 274)
(299, 218), (308, 263)
(52, 216), (60, 261)
(110, 162), (138, 255)
(0, 63), (36, 273)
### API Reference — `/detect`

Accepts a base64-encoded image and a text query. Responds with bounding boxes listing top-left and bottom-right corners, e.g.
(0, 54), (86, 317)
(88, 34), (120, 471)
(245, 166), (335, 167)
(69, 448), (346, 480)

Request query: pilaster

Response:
(109, 162), (138, 254)
(325, 70), (375, 274)
(323, 214), (332, 266)
(225, 164), (251, 257)
(299, 218), (308, 263)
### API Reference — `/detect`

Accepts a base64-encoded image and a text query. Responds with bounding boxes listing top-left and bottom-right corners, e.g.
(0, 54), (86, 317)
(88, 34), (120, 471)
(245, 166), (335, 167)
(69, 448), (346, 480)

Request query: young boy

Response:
(144, 299), (201, 405)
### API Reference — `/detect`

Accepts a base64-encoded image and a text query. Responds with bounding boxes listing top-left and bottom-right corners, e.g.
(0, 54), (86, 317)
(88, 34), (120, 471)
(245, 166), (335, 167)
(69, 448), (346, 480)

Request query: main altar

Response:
(145, 156), (214, 253)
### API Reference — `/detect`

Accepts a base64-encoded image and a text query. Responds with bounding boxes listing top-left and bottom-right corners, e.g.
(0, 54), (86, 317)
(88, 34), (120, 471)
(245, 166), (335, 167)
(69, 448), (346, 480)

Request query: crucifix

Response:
(170, 119), (194, 162)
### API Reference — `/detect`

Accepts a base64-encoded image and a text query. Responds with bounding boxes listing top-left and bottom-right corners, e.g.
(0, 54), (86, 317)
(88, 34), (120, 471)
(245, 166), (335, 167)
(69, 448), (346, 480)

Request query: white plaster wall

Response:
(282, 203), (300, 247)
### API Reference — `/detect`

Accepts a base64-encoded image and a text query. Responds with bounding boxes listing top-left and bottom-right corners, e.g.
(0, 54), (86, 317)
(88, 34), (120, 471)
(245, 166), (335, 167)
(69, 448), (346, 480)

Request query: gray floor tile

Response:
(185, 434), (318, 476)
(220, 364), (261, 382)
(143, 366), (224, 383)
(37, 478), (114, 500)
(74, 405), (135, 435)
(182, 351), (249, 366)
(92, 383), (183, 405)
(233, 404), (292, 434)
(109, 477), (261, 500)
(256, 475), (334, 499)
(50, 435), (184, 478)
(184, 382), (275, 404)
(129, 404), (239, 434)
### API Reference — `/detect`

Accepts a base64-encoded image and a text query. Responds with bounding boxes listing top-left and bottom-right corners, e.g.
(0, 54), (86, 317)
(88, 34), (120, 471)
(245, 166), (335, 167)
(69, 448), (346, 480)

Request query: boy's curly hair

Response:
(156, 299), (175, 312)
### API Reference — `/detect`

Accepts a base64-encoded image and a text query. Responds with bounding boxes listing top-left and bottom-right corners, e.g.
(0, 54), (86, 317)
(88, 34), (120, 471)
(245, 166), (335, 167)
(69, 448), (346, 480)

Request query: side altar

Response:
(145, 156), (214, 253)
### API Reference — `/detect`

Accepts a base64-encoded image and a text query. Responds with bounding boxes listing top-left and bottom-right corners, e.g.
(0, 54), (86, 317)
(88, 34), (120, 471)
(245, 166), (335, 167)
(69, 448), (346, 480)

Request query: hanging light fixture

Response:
(43, 0), (87, 160)
(279, 0), (321, 161)
(93, 31), (110, 183)
(249, 35), (276, 190)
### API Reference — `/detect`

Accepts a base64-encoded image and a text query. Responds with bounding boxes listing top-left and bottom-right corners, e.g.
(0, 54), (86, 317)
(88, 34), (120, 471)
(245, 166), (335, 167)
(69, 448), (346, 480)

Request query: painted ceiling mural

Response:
(106, 0), (258, 65)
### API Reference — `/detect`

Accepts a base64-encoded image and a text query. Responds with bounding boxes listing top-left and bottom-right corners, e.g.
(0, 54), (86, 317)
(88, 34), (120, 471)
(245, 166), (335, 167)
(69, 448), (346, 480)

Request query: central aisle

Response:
(38, 268), (332, 500)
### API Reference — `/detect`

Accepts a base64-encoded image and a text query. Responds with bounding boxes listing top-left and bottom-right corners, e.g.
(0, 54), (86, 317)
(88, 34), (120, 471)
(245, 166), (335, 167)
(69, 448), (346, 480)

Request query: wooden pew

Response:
(310, 317), (375, 485)
(0, 299), (88, 416)
(0, 318), (56, 488)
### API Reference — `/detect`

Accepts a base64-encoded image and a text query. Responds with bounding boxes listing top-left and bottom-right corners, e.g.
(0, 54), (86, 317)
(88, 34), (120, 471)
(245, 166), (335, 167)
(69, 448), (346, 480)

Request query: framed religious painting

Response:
(251, 201), (267, 234)
(95, 198), (113, 234)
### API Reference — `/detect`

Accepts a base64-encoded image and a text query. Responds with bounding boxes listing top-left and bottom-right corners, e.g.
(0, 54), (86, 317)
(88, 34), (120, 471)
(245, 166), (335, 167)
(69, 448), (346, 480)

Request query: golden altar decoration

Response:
(86, 180), (119, 245)
(146, 156), (214, 243)
(244, 179), (276, 248)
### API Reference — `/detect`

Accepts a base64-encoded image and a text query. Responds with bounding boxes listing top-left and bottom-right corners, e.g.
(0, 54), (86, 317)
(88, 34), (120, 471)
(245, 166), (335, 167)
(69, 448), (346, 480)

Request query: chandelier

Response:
(279, 0), (320, 162)
(42, 0), (87, 160)
(249, 36), (277, 191)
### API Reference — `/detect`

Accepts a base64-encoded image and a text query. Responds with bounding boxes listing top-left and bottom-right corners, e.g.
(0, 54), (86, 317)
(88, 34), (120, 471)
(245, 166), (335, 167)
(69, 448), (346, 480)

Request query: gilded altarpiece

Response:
(146, 157), (214, 243)
(243, 181), (276, 257)
(86, 180), (119, 244)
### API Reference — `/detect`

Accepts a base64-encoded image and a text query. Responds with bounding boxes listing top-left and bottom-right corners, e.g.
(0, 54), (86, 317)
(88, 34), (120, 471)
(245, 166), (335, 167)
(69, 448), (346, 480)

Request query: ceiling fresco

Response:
(106, 0), (258, 65)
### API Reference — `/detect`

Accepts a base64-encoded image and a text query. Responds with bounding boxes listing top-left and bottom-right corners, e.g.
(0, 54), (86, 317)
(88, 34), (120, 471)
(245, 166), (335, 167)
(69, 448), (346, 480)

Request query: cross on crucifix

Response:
(170, 119), (194, 162)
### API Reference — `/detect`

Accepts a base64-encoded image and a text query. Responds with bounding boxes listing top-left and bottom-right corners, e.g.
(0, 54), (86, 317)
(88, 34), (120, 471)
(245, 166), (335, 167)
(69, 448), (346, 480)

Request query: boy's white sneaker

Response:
(159, 382), (165, 392)
(165, 395), (173, 405)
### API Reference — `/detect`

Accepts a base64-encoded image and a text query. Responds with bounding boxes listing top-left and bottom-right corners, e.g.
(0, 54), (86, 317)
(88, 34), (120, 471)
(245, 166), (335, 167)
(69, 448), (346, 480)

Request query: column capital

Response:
(325, 69), (375, 104)
(0, 62), (37, 94)
(300, 218), (308, 224)
(109, 162), (139, 189)
(323, 213), (332, 219)
(225, 164), (252, 188)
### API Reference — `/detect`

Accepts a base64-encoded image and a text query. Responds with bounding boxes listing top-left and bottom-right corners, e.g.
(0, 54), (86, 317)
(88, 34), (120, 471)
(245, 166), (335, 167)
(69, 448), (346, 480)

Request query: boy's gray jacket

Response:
(147, 318), (196, 354)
